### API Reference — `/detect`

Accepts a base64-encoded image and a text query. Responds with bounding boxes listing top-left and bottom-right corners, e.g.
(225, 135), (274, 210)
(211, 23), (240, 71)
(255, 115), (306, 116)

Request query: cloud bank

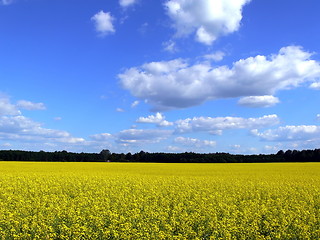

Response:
(0, 96), (84, 145)
(175, 114), (279, 134)
(117, 129), (173, 145)
(120, 46), (320, 110)
(174, 136), (216, 148)
(251, 125), (320, 142)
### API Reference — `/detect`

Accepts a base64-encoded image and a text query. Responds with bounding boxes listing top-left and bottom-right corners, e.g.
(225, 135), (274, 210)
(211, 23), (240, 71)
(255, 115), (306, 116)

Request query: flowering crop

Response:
(0, 162), (319, 239)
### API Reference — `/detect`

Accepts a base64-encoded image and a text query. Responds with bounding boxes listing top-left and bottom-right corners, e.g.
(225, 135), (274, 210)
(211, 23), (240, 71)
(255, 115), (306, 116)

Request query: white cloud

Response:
(119, 46), (320, 110)
(209, 130), (223, 135)
(55, 137), (85, 144)
(1, 97), (45, 114)
(203, 51), (225, 62)
(119, 0), (137, 8)
(163, 40), (178, 53)
(310, 82), (320, 90)
(91, 11), (115, 36)
(117, 129), (172, 144)
(174, 136), (216, 148)
(0, 142), (11, 147)
(264, 145), (280, 153)
(0, 96), (20, 116)
(238, 95), (280, 108)
(0, 115), (84, 143)
(227, 144), (261, 154)
(1, 0), (13, 5)
(16, 100), (46, 110)
(231, 144), (241, 149)
(131, 100), (139, 108)
(175, 114), (279, 134)
(116, 108), (125, 112)
(138, 22), (149, 35)
(0, 96), (85, 146)
(196, 27), (216, 45)
(164, 0), (251, 45)
(251, 125), (320, 142)
(90, 133), (113, 141)
(136, 112), (173, 127)
(317, 114), (320, 121)
(166, 145), (183, 152)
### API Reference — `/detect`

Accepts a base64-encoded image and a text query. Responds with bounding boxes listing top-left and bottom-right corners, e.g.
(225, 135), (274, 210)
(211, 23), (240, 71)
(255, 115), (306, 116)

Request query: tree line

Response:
(0, 149), (319, 163)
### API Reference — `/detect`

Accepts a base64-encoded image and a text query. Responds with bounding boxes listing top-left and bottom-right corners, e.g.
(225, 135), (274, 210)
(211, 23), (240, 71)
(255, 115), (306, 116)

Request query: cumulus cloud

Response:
(117, 129), (172, 144)
(119, 46), (320, 110)
(174, 136), (216, 148)
(16, 100), (46, 110)
(136, 112), (173, 127)
(310, 82), (320, 90)
(238, 95), (280, 108)
(91, 11), (115, 36)
(1, 97), (46, 114)
(0, 96), (20, 116)
(119, 0), (137, 8)
(251, 125), (320, 141)
(203, 51), (225, 62)
(164, 0), (251, 45)
(175, 114), (279, 134)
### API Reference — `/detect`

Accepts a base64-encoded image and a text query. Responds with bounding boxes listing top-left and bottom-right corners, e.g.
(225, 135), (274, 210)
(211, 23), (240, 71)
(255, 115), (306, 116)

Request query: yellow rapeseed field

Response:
(0, 162), (319, 239)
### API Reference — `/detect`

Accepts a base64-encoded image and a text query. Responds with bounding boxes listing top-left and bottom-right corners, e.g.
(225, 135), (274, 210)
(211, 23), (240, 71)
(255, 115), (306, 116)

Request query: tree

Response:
(276, 150), (284, 156)
(100, 149), (111, 162)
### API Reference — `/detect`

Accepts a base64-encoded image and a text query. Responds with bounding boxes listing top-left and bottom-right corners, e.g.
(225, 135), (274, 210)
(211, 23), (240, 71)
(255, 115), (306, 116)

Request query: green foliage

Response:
(1, 148), (320, 163)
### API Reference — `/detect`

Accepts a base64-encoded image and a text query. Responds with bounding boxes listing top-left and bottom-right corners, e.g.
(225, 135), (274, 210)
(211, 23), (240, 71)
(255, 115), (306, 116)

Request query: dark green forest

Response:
(0, 149), (320, 163)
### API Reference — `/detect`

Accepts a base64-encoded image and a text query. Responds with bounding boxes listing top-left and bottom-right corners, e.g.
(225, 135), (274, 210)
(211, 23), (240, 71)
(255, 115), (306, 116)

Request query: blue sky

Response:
(1, 0), (320, 154)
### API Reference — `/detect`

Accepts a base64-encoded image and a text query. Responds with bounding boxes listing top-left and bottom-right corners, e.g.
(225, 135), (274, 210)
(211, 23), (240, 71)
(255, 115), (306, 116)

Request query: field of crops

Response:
(0, 162), (319, 239)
